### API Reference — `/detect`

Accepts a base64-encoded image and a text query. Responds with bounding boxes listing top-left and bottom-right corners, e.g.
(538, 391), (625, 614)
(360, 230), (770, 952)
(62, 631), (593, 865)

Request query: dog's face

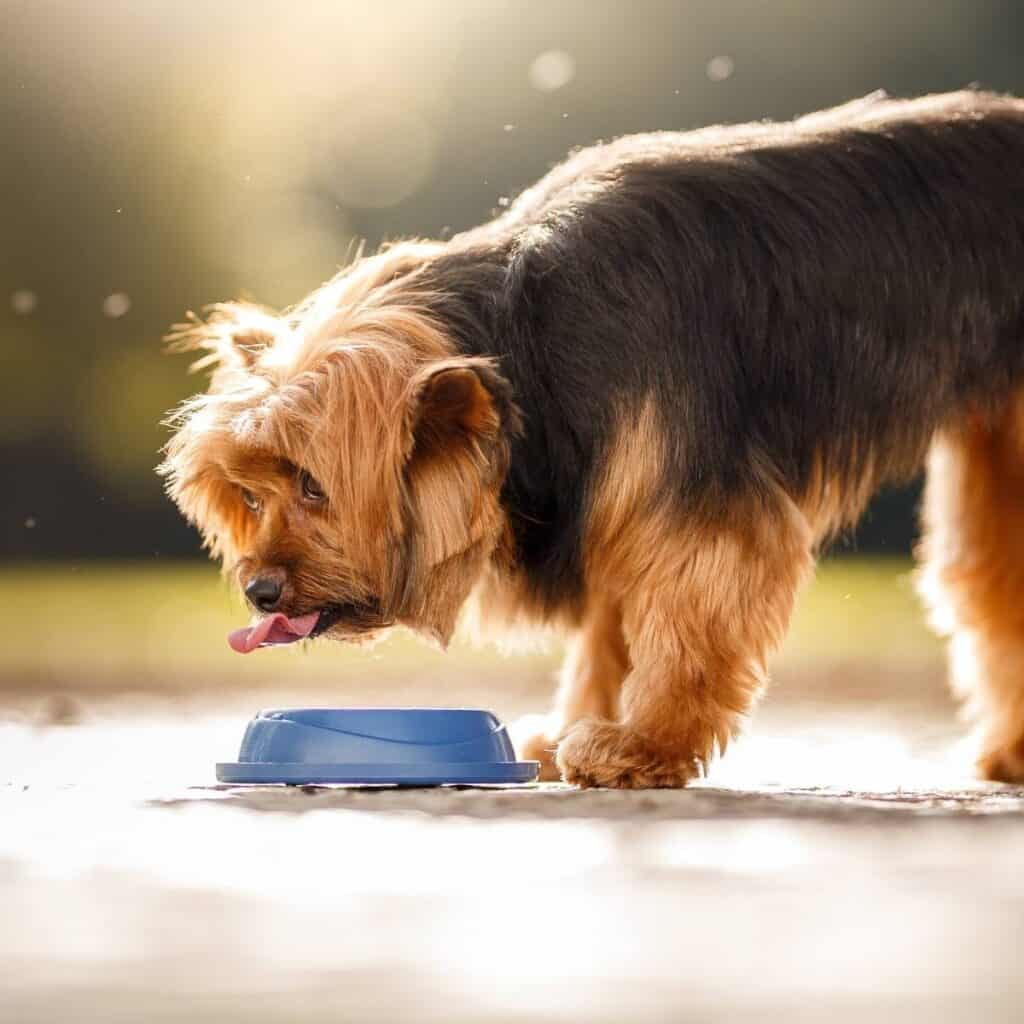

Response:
(160, 266), (515, 648)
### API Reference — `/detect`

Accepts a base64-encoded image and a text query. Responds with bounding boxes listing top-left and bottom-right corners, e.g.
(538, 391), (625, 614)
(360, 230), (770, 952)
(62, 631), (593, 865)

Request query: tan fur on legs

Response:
(556, 403), (815, 788)
(558, 510), (813, 787)
(513, 598), (629, 780)
(918, 396), (1024, 782)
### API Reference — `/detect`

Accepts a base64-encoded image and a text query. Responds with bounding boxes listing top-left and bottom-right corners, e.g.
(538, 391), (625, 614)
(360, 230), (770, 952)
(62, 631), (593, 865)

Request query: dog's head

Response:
(159, 247), (517, 649)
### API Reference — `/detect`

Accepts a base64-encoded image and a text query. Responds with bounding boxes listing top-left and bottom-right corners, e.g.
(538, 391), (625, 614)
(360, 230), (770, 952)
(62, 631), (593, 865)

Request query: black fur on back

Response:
(409, 90), (1024, 614)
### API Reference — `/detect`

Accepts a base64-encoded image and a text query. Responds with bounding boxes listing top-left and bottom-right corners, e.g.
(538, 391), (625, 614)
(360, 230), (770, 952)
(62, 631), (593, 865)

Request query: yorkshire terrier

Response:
(162, 89), (1024, 788)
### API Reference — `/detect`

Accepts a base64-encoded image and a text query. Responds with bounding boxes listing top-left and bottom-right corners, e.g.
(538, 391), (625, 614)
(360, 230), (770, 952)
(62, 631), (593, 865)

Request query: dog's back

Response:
(451, 90), (1024, 539)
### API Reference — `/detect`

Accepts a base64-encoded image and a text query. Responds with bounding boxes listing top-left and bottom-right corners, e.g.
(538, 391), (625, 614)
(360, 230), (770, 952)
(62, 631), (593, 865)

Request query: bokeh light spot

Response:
(102, 293), (131, 318)
(529, 50), (575, 92)
(11, 289), (37, 315)
(706, 55), (735, 82)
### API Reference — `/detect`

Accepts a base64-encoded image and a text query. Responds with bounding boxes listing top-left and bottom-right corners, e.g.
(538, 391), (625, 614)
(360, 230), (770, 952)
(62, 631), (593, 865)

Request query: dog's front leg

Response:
(512, 596), (630, 780)
(557, 515), (813, 789)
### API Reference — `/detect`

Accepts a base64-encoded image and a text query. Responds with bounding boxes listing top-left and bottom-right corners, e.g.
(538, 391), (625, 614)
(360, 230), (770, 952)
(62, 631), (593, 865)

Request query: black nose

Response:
(245, 577), (283, 613)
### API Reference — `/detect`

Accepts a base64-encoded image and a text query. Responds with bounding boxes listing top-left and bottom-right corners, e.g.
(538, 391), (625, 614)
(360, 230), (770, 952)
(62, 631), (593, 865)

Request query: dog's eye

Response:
(241, 488), (261, 513)
(299, 470), (326, 503)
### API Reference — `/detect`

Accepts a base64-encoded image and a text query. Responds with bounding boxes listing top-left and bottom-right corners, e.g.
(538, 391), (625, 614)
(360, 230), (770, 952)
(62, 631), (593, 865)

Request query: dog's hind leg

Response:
(557, 501), (814, 788)
(919, 395), (1024, 782)
(511, 597), (629, 781)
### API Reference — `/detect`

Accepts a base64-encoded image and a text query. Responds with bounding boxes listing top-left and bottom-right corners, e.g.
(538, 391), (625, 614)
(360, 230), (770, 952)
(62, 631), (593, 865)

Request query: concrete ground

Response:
(4, 670), (1024, 1024)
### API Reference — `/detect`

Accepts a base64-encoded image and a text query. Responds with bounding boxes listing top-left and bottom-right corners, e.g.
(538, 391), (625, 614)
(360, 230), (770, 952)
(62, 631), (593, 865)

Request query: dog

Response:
(161, 89), (1024, 788)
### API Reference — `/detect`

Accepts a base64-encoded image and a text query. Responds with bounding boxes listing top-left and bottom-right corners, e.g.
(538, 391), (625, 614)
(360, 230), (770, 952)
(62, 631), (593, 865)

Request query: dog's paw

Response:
(508, 714), (562, 781)
(978, 737), (1024, 784)
(556, 720), (699, 789)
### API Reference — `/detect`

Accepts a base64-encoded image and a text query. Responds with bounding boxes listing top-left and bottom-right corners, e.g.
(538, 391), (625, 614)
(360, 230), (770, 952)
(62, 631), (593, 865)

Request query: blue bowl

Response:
(216, 707), (540, 786)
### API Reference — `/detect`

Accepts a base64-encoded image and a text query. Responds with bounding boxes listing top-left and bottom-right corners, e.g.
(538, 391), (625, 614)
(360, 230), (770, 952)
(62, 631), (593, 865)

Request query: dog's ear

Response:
(166, 302), (279, 377)
(396, 357), (517, 642)
(405, 358), (515, 460)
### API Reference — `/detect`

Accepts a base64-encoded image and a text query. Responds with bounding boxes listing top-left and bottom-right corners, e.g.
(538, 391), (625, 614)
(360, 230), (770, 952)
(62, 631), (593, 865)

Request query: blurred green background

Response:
(4, 0), (1024, 563)
(2, 0), (1022, 701)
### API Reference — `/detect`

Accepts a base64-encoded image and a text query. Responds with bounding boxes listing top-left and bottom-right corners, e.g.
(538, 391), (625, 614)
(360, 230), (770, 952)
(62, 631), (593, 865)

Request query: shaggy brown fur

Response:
(163, 89), (1024, 787)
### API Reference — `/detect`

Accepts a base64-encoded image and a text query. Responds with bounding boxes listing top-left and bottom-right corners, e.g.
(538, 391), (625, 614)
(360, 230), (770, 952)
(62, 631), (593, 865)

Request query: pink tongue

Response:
(228, 612), (321, 654)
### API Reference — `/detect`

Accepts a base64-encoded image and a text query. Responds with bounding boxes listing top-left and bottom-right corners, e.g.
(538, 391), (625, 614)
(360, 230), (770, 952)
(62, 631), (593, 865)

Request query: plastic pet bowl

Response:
(216, 707), (540, 786)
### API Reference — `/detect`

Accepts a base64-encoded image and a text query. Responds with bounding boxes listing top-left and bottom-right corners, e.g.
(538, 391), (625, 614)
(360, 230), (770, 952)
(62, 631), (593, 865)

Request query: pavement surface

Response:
(3, 684), (1024, 1024)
